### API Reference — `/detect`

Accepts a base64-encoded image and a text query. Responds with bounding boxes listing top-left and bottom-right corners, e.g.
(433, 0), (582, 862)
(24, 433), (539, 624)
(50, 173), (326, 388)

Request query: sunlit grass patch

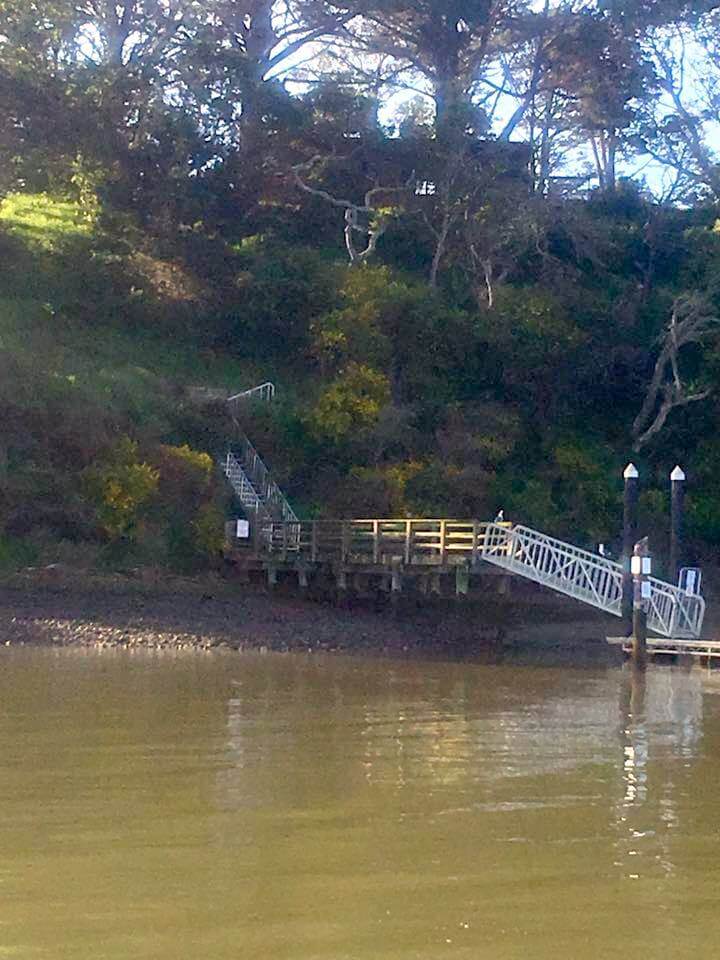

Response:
(0, 192), (98, 251)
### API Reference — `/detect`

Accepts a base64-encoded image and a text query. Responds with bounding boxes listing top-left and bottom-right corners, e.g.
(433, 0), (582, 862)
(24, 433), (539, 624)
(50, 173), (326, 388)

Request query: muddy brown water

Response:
(1, 645), (719, 959)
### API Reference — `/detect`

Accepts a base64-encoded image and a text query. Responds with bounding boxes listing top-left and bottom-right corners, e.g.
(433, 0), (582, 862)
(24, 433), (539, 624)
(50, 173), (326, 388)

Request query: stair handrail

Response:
(227, 382), (275, 404)
(223, 451), (268, 517)
(224, 381), (297, 523)
(232, 434), (298, 523)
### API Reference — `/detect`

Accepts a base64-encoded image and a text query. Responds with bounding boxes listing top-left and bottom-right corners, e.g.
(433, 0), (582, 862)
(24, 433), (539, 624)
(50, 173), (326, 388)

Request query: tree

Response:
(633, 15), (720, 201)
(303, 0), (527, 140)
(632, 294), (719, 451)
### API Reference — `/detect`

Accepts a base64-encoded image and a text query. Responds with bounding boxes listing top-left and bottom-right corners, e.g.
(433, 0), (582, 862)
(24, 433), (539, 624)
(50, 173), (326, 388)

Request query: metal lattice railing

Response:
(481, 523), (705, 639)
(231, 434), (298, 523)
(223, 452), (266, 517)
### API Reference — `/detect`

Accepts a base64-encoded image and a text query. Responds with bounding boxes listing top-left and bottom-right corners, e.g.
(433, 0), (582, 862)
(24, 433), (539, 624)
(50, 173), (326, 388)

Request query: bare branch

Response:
(291, 155), (413, 264)
(632, 295), (719, 451)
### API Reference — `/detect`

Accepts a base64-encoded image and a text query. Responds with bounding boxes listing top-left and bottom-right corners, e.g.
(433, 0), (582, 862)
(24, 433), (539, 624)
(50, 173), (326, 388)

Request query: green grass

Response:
(0, 193), (316, 467)
(0, 193), (97, 252)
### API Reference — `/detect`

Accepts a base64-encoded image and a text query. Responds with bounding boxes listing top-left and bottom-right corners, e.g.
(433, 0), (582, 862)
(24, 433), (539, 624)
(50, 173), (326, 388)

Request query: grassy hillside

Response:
(0, 193), (252, 572)
(2, 189), (720, 578)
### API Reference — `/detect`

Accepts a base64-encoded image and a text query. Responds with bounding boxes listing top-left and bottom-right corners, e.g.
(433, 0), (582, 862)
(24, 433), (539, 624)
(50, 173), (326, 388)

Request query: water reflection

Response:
(221, 662), (628, 809)
(3, 648), (720, 959)
(614, 664), (704, 881)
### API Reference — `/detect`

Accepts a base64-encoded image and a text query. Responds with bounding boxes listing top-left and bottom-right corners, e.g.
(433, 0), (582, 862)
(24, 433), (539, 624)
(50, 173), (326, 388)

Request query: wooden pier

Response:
(227, 520), (505, 598)
(223, 517), (707, 640)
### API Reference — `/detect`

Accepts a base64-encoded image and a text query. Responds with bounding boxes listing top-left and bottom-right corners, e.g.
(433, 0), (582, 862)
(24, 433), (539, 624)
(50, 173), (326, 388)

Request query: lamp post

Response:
(670, 465), (685, 586)
(622, 463), (639, 636)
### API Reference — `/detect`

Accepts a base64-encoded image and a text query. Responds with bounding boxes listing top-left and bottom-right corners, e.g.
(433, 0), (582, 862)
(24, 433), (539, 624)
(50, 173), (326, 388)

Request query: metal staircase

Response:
(481, 522), (706, 639)
(222, 383), (298, 523)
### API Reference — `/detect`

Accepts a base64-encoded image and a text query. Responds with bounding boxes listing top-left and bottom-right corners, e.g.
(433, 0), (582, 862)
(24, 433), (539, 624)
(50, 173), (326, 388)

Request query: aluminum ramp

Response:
(481, 523), (705, 639)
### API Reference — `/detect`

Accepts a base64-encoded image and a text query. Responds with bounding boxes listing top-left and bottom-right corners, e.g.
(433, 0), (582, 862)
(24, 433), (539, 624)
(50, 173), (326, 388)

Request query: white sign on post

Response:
(235, 519), (250, 539)
(679, 567), (701, 596)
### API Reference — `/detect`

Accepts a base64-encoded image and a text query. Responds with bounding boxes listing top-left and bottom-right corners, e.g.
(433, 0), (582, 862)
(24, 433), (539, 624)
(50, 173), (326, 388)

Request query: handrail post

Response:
(440, 520), (447, 566)
(373, 520), (379, 564)
(311, 522), (318, 563)
(405, 520), (412, 566)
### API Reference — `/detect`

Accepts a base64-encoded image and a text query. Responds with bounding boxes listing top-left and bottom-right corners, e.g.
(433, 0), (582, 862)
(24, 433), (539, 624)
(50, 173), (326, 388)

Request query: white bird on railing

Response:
(494, 509), (504, 523)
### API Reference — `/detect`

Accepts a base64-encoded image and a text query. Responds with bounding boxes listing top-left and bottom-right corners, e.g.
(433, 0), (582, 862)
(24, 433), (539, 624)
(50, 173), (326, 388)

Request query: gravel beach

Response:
(0, 568), (621, 659)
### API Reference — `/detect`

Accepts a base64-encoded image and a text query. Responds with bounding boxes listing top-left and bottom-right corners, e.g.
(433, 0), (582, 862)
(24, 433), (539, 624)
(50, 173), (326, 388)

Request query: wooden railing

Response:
(258, 519), (494, 565)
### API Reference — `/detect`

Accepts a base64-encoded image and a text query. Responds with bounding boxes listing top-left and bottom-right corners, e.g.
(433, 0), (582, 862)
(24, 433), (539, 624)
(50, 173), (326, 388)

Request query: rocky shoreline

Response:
(0, 569), (620, 659)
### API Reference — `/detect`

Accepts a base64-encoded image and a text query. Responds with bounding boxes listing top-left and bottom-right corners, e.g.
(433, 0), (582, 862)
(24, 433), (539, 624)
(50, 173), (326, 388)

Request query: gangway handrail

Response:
(481, 522), (705, 639)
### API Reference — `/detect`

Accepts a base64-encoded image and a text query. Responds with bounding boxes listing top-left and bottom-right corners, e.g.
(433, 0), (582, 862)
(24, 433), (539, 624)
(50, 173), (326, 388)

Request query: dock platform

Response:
(607, 636), (720, 660)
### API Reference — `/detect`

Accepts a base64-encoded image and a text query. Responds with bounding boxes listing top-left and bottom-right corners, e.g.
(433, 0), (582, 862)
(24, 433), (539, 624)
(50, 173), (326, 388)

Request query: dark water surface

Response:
(1, 646), (719, 959)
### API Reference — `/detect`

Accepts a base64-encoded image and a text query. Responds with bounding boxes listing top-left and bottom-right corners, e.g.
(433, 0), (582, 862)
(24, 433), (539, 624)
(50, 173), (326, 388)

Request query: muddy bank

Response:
(0, 570), (620, 659)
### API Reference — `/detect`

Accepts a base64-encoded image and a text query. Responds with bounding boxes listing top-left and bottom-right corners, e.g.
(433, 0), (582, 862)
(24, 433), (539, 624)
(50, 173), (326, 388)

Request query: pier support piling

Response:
(455, 563), (470, 597)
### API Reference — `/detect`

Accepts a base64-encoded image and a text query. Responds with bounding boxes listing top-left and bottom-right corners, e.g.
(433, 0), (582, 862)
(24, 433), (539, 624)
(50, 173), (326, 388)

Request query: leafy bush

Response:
(152, 444), (214, 511)
(0, 534), (37, 573)
(311, 363), (391, 442)
(83, 438), (160, 540)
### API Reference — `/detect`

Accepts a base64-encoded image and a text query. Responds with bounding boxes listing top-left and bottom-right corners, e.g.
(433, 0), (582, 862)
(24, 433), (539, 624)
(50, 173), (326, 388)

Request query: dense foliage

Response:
(2, 0), (720, 572)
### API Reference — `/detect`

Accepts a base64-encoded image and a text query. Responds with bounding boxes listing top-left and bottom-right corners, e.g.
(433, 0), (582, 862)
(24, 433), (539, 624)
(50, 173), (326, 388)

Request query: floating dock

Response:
(607, 636), (720, 660)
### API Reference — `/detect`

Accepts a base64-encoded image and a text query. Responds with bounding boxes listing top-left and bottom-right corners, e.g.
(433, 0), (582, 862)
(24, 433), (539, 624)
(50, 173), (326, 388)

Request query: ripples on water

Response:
(0, 647), (719, 959)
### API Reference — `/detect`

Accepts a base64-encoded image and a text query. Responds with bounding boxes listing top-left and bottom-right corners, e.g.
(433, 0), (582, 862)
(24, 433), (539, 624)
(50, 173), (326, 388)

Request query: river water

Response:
(1, 647), (719, 959)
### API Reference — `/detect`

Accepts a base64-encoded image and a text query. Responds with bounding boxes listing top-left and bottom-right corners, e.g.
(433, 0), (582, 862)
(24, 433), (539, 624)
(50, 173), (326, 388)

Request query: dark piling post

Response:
(631, 538), (650, 667)
(455, 562), (470, 597)
(622, 463), (640, 636)
(670, 465), (685, 585)
(390, 557), (403, 604)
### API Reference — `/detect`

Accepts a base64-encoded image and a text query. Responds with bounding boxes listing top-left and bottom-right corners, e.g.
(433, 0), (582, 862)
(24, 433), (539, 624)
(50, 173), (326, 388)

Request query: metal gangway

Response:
(481, 523), (705, 639)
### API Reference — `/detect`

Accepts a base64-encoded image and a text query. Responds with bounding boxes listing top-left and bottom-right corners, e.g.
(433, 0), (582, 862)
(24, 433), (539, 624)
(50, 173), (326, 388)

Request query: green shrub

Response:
(83, 437), (160, 540)
(311, 363), (391, 442)
(0, 535), (37, 573)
